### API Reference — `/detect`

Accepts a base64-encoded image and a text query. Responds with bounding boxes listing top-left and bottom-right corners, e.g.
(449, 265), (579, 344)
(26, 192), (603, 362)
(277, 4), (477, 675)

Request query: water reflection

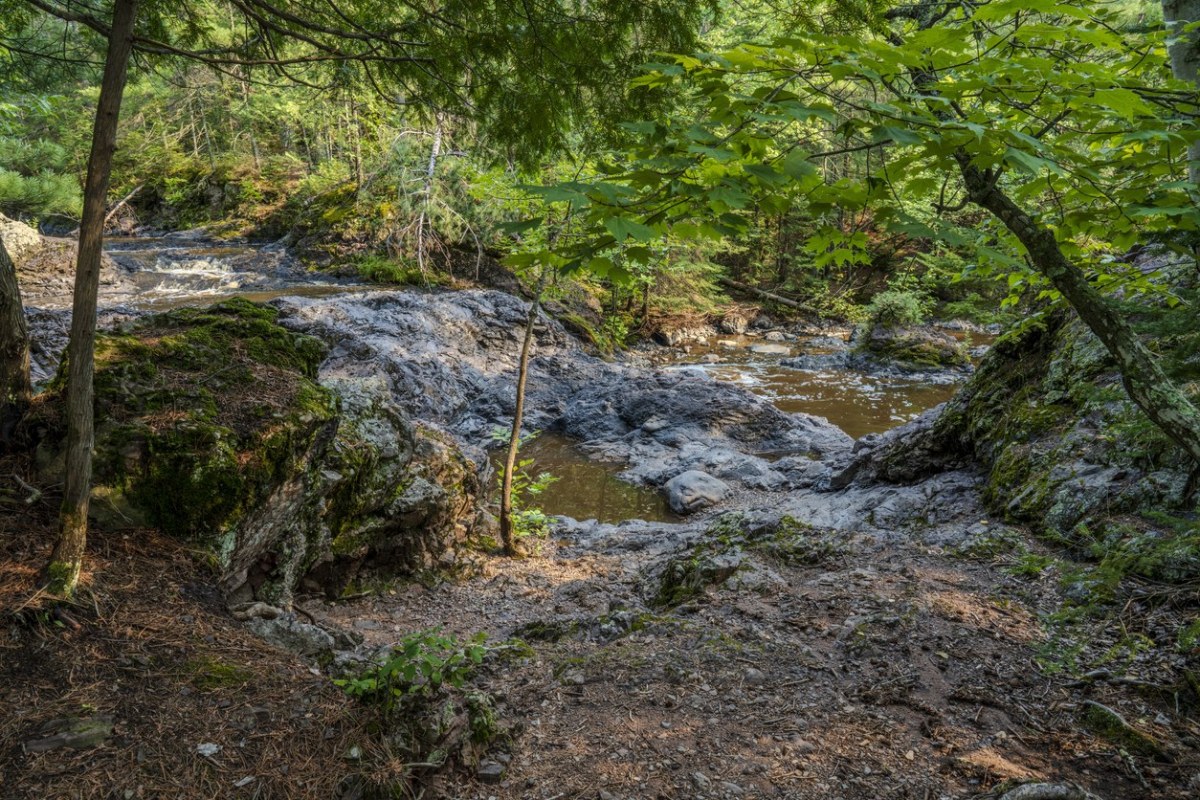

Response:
(493, 434), (679, 524)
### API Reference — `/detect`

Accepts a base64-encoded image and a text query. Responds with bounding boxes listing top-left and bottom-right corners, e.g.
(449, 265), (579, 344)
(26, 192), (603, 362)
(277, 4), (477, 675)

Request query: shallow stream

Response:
(658, 334), (990, 440)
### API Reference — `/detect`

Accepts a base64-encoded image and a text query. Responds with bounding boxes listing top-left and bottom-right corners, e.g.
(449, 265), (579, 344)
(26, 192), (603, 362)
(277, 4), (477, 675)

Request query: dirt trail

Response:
(315, 520), (1198, 800)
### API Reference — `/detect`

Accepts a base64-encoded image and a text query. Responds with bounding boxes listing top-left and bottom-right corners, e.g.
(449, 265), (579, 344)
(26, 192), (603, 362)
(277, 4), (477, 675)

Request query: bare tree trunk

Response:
(1163, 1), (1200, 185)
(499, 271), (547, 557)
(415, 117), (444, 276)
(351, 100), (364, 187)
(955, 153), (1200, 464)
(0, 238), (31, 439)
(45, 0), (138, 597)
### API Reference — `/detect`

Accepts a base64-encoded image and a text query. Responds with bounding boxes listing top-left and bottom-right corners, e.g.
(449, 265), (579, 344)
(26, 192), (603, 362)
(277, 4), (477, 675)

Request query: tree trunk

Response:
(955, 153), (1200, 465)
(0, 238), (31, 440)
(499, 272), (546, 557)
(415, 117), (444, 276)
(1163, 1), (1200, 186)
(45, 0), (138, 598)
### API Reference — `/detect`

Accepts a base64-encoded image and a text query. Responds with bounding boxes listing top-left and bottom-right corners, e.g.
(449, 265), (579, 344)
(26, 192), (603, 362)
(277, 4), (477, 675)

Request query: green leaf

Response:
(604, 216), (658, 242)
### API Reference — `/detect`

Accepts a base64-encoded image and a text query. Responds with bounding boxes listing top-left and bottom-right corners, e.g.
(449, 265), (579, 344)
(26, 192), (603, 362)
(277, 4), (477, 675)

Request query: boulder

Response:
(25, 297), (484, 605)
(0, 213), (42, 262)
(855, 324), (970, 371)
(719, 312), (749, 335)
(2, 213), (130, 304)
(665, 470), (730, 514)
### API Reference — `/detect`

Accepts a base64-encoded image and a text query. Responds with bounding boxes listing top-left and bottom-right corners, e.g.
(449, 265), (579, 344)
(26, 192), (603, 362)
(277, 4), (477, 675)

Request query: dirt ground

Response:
(314, 523), (1200, 800)
(2, 505), (1197, 800)
(0, 514), (367, 800)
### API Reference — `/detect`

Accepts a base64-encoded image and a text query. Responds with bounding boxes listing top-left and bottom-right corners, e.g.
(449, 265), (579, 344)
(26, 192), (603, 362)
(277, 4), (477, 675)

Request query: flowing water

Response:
(91, 237), (984, 523)
(102, 236), (352, 309)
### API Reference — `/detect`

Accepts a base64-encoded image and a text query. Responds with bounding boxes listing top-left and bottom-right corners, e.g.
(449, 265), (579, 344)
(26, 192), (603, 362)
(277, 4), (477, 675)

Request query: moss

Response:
(556, 312), (606, 351)
(511, 619), (579, 642)
(186, 656), (254, 690)
(39, 297), (336, 560)
(748, 515), (842, 566)
(1081, 702), (1163, 757)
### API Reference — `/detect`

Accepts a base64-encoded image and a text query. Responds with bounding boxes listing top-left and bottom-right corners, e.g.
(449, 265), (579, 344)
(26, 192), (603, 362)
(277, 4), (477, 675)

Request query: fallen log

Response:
(715, 276), (820, 317)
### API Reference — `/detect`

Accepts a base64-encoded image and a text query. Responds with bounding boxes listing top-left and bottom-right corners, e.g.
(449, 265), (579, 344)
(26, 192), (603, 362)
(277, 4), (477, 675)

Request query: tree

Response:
(498, 268), (548, 557)
(1163, 1), (1200, 185)
(0, 236), (30, 440)
(4, 0), (714, 595)
(44, 0), (138, 595)
(526, 0), (1200, 465)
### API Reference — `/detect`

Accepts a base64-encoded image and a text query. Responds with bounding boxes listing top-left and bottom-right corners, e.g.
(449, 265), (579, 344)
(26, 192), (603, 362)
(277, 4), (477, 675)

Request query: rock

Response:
(245, 614), (336, 660)
(743, 667), (767, 685)
(748, 343), (790, 355)
(750, 314), (774, 330)
(196, 743), (222, 757)
(476, 761), (505, 784)
(691, 772), (711, 791)
(0, 213), (43, 262)
(781, 350), (851, 372)
(665, 471), (730, 514)
(23, 715), (114, 753)
(719, 313), (749, 335)
(229, 602), (282, 621)
(854, 324), (970, 372)
(653, 324), (718, 346)
(763, 330), (787, 342)
(653, 546), (744, 607)
(997, 784), (1104, 800)
(5, 213), (132, 304)
(26, 298), (486, 606)
(862, 313), (1195, 539)
(277, 289), (853, 506)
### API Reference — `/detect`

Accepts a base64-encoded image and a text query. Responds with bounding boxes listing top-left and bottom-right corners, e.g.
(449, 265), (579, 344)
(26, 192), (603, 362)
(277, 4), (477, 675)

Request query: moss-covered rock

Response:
(930, 308), (1195, 538)
(300, 375), (486, 598)
(29, 298), (485, 604)
(854, 323), (970, 371)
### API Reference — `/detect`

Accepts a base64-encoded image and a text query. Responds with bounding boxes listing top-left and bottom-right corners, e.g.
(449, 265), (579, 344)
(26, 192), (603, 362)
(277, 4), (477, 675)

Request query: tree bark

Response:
(1163, 1), (1200, 186)
(45, 0), (138, 597)
(499, 272), (546, 557)
(0, 238), (31, 440)
(955, 153), (1200, 464)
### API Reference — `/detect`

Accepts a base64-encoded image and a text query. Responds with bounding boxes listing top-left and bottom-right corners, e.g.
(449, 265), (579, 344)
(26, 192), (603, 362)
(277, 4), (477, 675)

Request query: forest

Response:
(0, 1), (1198, 798)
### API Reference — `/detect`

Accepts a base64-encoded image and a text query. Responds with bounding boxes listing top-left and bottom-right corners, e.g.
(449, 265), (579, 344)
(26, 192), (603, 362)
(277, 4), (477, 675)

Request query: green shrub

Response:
(353, 253), (450, 286)
(939, 292), (1013, 326)
(334, 628), (487, 719)
(865, 289), (927, 328)
(491, 429), (559, 546)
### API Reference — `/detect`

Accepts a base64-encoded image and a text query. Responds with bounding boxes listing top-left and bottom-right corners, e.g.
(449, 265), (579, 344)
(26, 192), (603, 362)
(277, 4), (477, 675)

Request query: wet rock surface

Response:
(274, 290), (856, 506)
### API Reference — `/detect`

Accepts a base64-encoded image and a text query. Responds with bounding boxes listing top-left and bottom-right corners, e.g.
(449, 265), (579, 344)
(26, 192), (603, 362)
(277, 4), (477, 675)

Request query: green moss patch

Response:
(38, 298), (335, 557)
